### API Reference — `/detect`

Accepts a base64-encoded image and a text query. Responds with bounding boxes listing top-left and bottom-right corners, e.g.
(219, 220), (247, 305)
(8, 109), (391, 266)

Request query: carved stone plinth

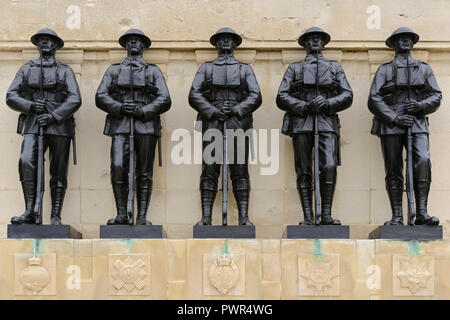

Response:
(285, 225), (350, 239)
(193, 226), (255, 239)
(369, 225), (443, 240)
(7, 224), (82, 239)
(100, 225), (163, 238)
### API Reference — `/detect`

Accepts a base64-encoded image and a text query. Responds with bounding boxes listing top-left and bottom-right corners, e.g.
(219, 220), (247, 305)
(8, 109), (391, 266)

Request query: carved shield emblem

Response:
(208, 255), (240, 295)
(19, 257), (50, 295)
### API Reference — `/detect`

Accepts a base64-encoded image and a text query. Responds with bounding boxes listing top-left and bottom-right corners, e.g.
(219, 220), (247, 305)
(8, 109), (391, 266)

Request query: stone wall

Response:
(1, 238), (449, 300)
(1, 0), (450, 238)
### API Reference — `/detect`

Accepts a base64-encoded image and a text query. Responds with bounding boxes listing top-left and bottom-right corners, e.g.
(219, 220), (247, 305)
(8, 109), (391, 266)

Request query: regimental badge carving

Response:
(298, 254), (340, 296)
(15, 253), (56, 296)
(108, 254), (150, 296)
(393, 255), (435, 296)
(209, 255), (240, 294)
(203, 254), (245, 296)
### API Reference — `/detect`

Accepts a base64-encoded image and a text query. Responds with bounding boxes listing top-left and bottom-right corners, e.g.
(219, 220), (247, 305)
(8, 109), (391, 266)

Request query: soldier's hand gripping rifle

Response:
(33, 52), (46, 225)
(126, 62), (135, 225)
(313, 50), (321, 225)
(406, 57), (416, 226)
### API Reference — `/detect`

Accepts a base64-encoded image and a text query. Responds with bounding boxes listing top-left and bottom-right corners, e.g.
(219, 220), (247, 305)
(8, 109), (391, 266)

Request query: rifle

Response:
(157, 116), (162, 167)
(313, 50), (321, 225)
(33, 52), (45, 225)
(126, 62), (135, 225)
(222, 53), (229, 226)
(406, 57), (416, 226)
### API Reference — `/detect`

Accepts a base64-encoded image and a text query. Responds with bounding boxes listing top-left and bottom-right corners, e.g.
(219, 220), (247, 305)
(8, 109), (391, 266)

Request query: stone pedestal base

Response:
(369, 225), (443, 240)
(99, 225), (164, 238)
(193, 225), (255, 238)
(7, 224), (82, 239)
(284, 225), (350, 239)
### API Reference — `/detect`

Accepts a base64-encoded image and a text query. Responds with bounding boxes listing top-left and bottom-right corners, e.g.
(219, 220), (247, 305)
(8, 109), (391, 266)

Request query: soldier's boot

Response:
(135, 180), (152, 226)
(195, 189), (216, 226)
(50, 187), (66, 225)
(11, 182), (38, 224)
(107, 183), (128, 225)
(234, 189), (253, 226)
(233, 179), (253, 226)
(384, 188), (404, 225)
(414, 181), (439, 226)
(320, 183), (341, 225)
(297, 187), (313, 225)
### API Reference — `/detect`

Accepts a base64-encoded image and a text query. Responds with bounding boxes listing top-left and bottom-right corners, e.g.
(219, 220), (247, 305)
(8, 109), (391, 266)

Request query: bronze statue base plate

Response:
(285, 225), (350, 239)
(369, 225), (443, 240)
(7, 224), (82, 239)
(193, 225), (255, 238)
(99, 225), (163, 238)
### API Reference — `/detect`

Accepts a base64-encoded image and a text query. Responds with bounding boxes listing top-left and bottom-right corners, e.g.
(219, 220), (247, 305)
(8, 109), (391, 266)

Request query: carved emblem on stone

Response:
(393, 255), (435, 296)
(208, 255), (240, 294)
(109, 254), (150, 296)
(15, 253), (56, 296)
(20, 257), (50, 295)
(203, 254), (245, 296)
(298, 254), (340, 296)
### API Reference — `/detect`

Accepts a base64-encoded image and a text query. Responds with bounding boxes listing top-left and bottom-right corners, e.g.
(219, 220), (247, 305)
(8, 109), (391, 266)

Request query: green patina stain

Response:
(32, 239), (42, 256)
(222, 240), (229, 255)
(407, 240), (421, 255)
(124, 239), (138, 253)
(313, 239), (324, 258)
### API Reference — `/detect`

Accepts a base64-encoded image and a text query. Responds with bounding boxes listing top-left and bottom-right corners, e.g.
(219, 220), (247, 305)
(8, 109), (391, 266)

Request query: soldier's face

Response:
(37, 36), (57, 54)
(393, 35), (414, 52)
(305, 34), (324, 53)
(126, 36), (145, 55)
(216, 35), (236, 52)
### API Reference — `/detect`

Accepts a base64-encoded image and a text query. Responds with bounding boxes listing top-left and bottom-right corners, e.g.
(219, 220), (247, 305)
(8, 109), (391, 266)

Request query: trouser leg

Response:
(293, 133), (314, 224)
(412, 134), (439, 225)
(230, 135), (251, 226)
(47, 135), (71, 225)
(381, 135), (404, 225)
(318, 132), (340, 225)
(11, 134), (39, 224)
(135, 134), (157, 225)
(108, 134), (129, 225)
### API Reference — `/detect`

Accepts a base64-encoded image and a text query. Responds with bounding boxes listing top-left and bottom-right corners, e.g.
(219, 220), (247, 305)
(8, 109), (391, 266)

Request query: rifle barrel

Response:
(126, 61), (135, 225)
(314, 50), (321, 225)
(34, 53), (45, 225)
(406, 56), (416, 225)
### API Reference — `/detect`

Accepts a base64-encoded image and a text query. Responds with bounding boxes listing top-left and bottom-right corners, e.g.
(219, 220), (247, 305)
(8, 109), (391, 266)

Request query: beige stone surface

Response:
(1, 0), (450, 239)
(0, 239), (450, 299)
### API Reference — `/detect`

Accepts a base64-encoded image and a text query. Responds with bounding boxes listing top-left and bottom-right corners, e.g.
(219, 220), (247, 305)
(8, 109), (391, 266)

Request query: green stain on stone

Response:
(408, 240), (421, 255)
(32, 239), (42, 256)
(313, 239), (323, 258)
(124, 239), (138, 253)
(223, 240), (229, 255)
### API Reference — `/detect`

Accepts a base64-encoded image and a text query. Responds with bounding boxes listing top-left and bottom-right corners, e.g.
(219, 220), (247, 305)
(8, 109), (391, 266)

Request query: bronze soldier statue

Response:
(189, 27), (262, 226)
(276, 27), (353, 225)
(368, 27), (441, 226)
(6, 29), (81, 225)
(96, 29), (171, 226)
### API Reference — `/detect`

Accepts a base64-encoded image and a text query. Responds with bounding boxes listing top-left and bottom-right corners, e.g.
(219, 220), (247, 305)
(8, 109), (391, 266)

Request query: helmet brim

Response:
(385, 32), (419, 48)
(209, 33), (242, 47)
(119, 34), (151, 49)
(298, 31), (331, 48)
(31, 33), (64, 49)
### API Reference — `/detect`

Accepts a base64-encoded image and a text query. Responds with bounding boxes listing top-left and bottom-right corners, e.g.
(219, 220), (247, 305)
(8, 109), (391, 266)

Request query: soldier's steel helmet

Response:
(298, 27), (331, 48)
(385, 27), (419, 48)
(119, 29), (151, 49)
(209, 27), (242, 47)
(31, 28), (64, 49)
